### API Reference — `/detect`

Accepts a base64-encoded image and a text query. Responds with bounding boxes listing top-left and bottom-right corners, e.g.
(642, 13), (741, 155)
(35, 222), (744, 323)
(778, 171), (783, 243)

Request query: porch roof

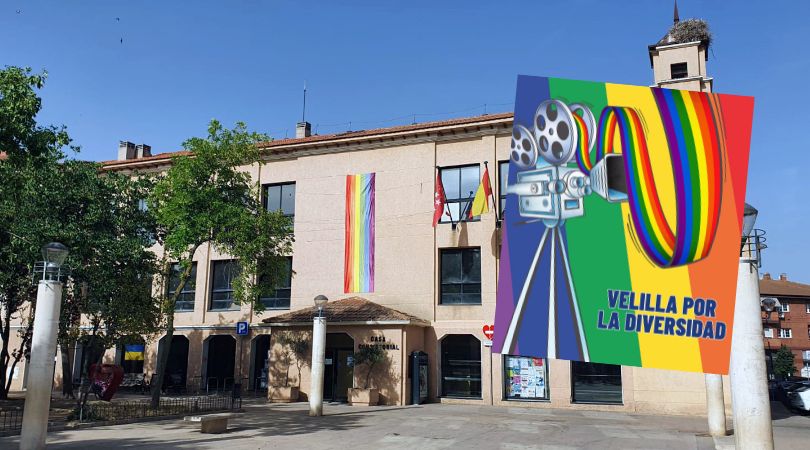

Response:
(261, 296), (430, 327)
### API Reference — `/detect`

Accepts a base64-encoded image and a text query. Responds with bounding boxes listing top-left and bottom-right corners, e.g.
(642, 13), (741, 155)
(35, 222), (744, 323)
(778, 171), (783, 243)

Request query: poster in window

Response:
(504, 355), (547, 400)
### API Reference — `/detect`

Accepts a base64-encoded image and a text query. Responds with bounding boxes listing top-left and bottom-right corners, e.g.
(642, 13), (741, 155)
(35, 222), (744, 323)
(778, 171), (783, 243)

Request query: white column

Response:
(20, 280), (63, 450)
(309, 316), (326, 416)
(729, 260), (773, 449)
(704, 373), (726, 436)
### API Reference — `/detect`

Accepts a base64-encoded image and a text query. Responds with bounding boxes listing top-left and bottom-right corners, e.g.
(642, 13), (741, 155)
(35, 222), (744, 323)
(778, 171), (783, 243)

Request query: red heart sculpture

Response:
(89, 364), (124, 401)
(482, 324), (494, 340)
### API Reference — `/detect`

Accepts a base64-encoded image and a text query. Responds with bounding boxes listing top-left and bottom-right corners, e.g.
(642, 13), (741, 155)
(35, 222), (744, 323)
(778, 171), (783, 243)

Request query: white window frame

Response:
(779, 302), (790, 313)
(764, 328), (774, 338)
(778, 328), (792, 339)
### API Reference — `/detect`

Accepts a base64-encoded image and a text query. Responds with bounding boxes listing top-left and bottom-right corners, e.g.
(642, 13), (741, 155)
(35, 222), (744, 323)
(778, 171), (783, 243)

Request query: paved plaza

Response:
(0, 400), (802, 450)
(2, 401), (808, 449)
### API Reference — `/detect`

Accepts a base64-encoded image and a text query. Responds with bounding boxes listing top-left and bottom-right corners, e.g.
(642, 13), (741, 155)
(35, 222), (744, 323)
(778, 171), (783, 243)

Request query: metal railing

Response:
(0, 394), (240, 435)
(741, 229), (766, 267)
(74, 394), (240, 423)
(0, 408), (23, 434)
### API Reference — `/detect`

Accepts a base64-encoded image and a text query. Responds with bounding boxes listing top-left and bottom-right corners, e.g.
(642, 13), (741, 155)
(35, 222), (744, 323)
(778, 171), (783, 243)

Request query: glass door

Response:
(335, 349), (354, 401)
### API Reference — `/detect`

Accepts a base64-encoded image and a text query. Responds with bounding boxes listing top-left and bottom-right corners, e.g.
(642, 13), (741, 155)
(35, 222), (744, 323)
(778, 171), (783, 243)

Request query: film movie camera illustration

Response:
(502, 99), (629, 361)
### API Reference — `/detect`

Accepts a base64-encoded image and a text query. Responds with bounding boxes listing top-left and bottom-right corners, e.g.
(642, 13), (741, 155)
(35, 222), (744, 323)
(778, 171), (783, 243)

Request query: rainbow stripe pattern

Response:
(344, 173), (375, 293)
(494, 76), (754, 374)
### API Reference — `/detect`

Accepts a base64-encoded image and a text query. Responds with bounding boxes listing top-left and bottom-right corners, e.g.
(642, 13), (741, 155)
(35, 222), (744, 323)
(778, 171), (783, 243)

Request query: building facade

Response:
(5, 15), (737, 416)
(761, 273), (810, 379)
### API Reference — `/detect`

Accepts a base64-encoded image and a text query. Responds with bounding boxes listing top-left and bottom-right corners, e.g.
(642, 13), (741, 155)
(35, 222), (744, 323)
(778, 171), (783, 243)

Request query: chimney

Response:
(136, 144), (152, 158)
(780, 273), (788, 281)
(763, 273), (771, 280)
(296, 121), (312, 139)
(118, 141), (136, 161)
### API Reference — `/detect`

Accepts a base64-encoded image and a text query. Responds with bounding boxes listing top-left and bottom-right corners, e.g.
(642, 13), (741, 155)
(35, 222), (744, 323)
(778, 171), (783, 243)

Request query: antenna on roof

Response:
(302, 81), (307, 123)
(673, 0), (680, 24)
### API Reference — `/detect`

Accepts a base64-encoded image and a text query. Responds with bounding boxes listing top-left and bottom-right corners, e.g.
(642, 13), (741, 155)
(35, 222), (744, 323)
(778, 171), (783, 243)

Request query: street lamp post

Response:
(309, 295), (328, 417)
(729, 204), (774, 449)
(20, 243), (69, 450)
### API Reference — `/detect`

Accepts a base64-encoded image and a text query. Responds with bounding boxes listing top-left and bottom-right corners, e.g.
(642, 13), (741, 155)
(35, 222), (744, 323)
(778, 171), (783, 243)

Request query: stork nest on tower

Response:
(666, 19), (712, 46)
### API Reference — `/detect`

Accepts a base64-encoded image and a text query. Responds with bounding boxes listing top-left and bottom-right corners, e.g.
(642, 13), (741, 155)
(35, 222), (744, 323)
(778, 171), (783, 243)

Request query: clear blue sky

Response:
(2, 0), (808, 283)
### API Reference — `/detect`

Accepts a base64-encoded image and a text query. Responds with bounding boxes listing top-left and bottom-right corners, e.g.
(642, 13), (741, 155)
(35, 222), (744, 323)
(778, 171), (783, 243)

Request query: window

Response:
(764, 328), (774, 338)
(802, 350), (810, 361)
(571, 361), (622, 404)
(504, 355), (548, 401)
(169, 262), (197, 311)
(440, 248), (481, 304)
(806, 303), (810, 314)
(259, 257), (292, 309)
(441, 335), (481, 398)
(499, 160), (509, 216)
(264, 182), (296, 219)
(779, 302), (790, 313)
(210, 260), (241, 310)
(779, 328), (792, 339)
(440, 165), (480, 223)
(670, 62), (688, 79)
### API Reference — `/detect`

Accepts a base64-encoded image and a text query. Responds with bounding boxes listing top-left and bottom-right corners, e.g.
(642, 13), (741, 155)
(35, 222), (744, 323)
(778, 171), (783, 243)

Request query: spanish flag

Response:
(469, 166), (493, 218)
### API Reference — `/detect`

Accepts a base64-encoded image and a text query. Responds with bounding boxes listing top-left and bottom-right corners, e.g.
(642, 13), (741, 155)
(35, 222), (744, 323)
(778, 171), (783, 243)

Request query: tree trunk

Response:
(365, 362), (376, 390)
(150, 255), (196, 408)
(60, 344), (74, 398)
(150, 314), (174, 408)
(0, 316), (10, 400)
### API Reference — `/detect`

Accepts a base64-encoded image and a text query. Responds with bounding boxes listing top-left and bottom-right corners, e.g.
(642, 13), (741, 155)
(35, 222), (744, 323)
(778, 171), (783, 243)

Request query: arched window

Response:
(441, 334), (481, 398)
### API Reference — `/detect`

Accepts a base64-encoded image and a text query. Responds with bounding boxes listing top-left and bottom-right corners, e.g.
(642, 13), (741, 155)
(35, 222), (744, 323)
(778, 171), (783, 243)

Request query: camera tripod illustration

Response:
(501, 100), (629, 361)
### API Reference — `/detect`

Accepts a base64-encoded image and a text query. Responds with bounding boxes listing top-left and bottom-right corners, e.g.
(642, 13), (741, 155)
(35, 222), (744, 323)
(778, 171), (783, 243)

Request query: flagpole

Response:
(484, 161), (501, 227)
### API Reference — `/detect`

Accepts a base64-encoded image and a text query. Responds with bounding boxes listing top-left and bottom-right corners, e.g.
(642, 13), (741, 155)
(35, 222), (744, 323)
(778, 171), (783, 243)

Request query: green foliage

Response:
(353, 344), (387, 389)
(146, 119), (293, 405)
(0, 66), (161, 399)
(774, 345), (796, 380)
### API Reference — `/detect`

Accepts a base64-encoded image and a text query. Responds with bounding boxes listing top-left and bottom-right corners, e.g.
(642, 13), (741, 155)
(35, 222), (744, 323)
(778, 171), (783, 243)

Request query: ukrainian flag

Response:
(124, 344), (145, 361)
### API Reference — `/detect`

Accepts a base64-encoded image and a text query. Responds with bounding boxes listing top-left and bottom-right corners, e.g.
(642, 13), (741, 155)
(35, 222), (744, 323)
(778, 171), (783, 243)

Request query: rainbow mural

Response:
(344, 173), (375, 293)
(493, 76), (754, 374)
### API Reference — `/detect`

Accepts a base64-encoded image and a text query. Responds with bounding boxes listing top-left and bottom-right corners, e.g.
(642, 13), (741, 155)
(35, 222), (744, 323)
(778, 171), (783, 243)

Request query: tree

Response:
(275, 332), (309, 387)
(774, 345), (796, 380)
(146, 120), (293, 407)
(353, 345), (387, 390)
(0, 66), (161, 400)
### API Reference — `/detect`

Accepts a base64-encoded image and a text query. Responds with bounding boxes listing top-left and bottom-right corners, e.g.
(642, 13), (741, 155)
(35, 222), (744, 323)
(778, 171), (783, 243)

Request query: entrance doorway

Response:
(204, 335), (236, 391)
(250, 335), (271, 391)
(159, 335), (189, 392)
(323, 333), (354, 402)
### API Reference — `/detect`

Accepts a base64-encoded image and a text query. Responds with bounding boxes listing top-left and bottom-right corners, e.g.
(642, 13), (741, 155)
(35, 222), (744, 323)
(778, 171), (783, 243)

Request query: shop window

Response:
(210, 260), (241, 310)
(259, 257), (292, 309)
(571, 361), (622, 404)
(498, 160), (509, 216)
(264, 182), (296, 226)
(169, 262), (197, 311)
(670, 62), (688, 79)
(440, 165), (480, 223)
(779, 328), (792, 339)
(441, 334), (481, 398)
(503, 355), (548, 401)
(439, 248), (481, 305)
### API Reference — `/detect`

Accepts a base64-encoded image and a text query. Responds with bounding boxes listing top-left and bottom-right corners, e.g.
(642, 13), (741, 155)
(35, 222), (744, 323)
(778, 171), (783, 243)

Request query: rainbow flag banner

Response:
(344, 173), (375, 293)
(494, 75), (754, 374)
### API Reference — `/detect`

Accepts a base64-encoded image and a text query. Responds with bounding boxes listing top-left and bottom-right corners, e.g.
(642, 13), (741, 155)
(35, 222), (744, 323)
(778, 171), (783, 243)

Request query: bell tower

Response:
(648, 1), (713, 92)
